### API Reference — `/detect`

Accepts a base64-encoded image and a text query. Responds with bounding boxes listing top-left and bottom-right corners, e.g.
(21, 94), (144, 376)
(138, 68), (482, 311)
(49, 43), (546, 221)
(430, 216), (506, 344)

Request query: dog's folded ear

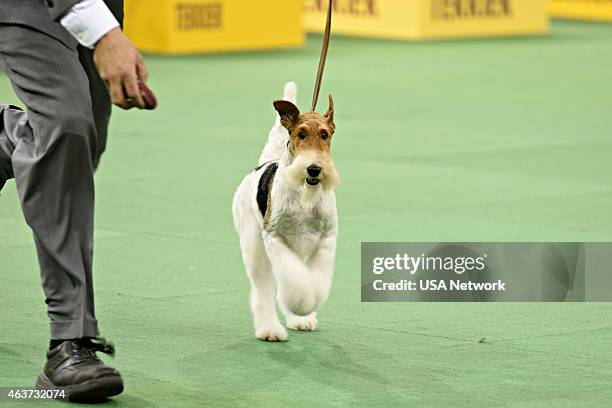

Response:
(325, 94), (335, 133)
(274, 100), (300, 131)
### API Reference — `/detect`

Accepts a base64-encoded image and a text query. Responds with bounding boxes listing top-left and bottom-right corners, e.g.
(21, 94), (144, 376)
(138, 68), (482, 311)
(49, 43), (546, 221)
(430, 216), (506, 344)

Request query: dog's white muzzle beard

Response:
(282, 150), (341, 193)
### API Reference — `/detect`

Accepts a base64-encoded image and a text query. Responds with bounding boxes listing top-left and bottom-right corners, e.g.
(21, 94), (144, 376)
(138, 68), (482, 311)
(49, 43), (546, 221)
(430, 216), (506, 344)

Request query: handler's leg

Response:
(0, 26), (99, 340)
(0, 24), (123, 399)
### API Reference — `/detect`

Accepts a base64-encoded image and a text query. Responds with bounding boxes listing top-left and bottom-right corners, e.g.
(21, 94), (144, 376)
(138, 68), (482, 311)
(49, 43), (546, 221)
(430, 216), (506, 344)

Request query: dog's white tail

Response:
(281, 81), (298, 106)
(258, 82), (297, 166)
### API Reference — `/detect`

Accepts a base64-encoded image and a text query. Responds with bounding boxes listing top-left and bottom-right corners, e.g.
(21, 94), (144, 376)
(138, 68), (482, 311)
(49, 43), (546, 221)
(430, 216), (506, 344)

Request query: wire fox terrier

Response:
(232, 82), (340, 341)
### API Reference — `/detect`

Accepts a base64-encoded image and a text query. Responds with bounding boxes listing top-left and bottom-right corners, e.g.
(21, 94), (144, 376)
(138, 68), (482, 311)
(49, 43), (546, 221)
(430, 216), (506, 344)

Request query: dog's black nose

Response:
(307, 165), (321, 178)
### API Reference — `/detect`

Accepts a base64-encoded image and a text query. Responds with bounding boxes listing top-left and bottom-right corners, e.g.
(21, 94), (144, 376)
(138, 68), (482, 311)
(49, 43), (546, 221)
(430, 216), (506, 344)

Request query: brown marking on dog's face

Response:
(273, 95), (335, 157)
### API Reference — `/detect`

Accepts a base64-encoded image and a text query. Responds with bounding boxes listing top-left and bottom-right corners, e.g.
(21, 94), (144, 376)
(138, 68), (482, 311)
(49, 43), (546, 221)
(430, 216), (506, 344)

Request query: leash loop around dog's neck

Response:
(311, 0), (333, 112)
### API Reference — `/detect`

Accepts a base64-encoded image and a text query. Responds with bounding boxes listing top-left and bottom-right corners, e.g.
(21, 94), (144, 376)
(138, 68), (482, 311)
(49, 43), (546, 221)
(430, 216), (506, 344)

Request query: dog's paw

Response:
(255, 323), (288, 342)
(286, 314), (318, 331)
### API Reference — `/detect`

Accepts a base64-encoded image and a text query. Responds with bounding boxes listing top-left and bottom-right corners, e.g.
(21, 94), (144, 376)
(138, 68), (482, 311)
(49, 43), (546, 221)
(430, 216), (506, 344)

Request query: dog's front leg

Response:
(263, 232), (318, 317)
(281, 235), (336, 331)
(248, 263), (288, 342)
(239, 231), (287, 342)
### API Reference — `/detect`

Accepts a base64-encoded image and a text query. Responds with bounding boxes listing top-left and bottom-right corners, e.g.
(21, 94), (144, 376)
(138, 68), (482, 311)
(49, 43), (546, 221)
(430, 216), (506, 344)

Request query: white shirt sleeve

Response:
(60, 0), (120, 49)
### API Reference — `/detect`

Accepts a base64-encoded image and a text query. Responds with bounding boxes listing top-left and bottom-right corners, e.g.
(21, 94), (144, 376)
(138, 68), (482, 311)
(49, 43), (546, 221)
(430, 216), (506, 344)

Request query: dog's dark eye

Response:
(321, 131), (329, 140)
(298, 132), (306, 140)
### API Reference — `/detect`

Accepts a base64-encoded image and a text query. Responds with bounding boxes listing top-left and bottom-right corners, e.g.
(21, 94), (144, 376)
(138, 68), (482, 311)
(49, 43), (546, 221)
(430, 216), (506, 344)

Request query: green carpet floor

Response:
(1, 20), (611, 407)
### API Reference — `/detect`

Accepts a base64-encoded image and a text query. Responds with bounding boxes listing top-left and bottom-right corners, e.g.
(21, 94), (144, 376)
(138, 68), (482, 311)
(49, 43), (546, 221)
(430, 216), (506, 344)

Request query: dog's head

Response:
(273, 95), (340, 191)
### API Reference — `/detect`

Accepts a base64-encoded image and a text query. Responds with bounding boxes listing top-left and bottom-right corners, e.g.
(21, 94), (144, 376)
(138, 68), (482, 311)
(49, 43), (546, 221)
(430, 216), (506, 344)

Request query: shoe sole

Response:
(36, 373), (124, 401)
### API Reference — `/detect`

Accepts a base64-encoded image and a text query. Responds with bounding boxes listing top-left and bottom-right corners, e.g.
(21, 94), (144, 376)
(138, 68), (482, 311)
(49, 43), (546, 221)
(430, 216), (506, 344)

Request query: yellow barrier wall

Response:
(550, 0), (612, 21)
(304, 0), (549, 40)
(124, 0), (304, 54)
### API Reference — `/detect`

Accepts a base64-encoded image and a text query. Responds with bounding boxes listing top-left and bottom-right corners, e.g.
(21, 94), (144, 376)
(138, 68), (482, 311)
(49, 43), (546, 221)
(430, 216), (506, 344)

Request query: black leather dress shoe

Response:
(35, 339), (124, 401)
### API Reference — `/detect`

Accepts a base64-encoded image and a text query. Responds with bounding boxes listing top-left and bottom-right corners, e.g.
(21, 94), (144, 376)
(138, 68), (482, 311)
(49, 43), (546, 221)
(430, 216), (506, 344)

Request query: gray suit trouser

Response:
(0, 24), (111, 340)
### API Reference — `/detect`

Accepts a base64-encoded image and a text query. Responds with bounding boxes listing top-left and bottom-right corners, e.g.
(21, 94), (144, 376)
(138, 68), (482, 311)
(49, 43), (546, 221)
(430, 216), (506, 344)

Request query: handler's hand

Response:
(93, 27), (148, 110)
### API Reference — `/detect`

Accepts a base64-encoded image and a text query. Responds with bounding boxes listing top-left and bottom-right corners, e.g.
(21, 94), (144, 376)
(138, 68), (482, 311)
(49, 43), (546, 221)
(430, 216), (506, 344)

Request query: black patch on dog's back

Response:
(257, 162), (278, 218)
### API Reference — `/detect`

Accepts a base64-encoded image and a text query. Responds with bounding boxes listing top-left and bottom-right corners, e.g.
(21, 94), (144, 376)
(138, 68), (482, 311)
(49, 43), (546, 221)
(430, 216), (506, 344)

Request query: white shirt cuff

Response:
(60, 0), (120, 49)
